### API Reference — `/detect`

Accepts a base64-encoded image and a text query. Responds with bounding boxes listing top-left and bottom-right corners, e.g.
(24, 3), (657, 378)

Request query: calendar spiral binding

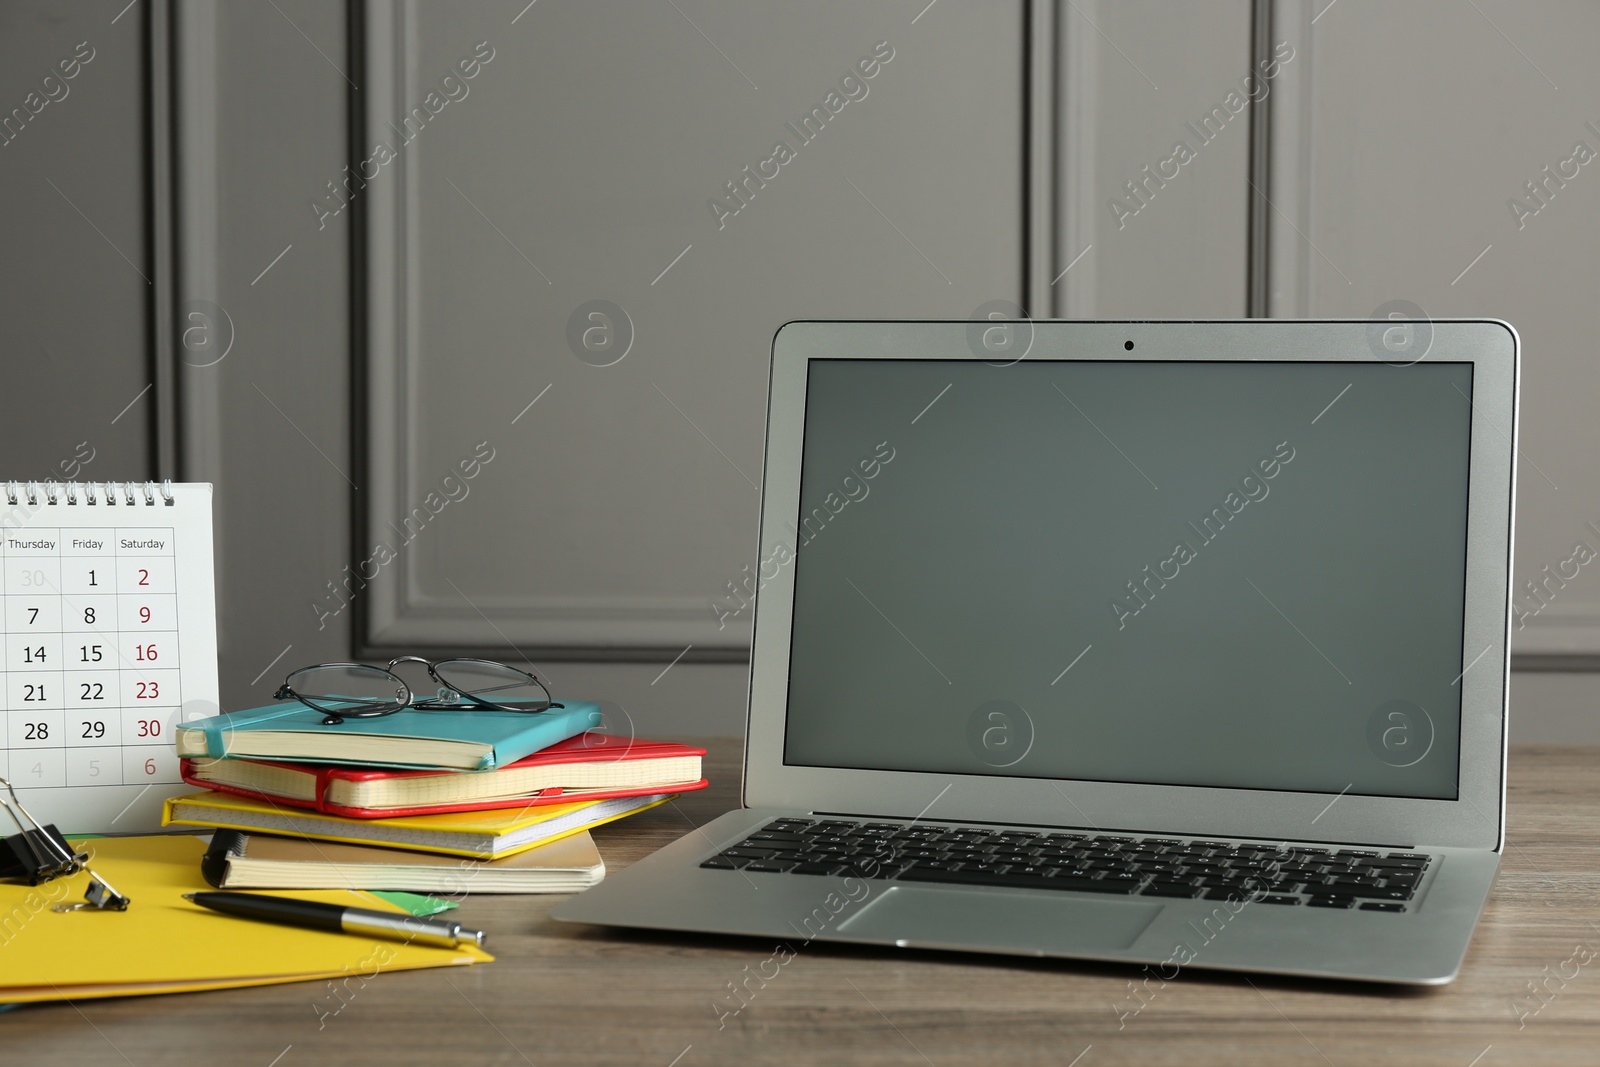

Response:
(3, 480), (175, 508)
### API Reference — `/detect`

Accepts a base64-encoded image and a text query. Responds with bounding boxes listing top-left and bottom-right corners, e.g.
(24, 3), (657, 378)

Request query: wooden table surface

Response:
(9, 740), (1600, 1066)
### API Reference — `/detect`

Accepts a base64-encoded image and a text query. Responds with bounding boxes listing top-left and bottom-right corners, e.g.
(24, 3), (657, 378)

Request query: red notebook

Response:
(180, 733), (707, 818)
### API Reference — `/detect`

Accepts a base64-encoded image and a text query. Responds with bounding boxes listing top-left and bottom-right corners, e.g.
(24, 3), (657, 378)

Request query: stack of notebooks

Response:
(164, 701), (706, 893)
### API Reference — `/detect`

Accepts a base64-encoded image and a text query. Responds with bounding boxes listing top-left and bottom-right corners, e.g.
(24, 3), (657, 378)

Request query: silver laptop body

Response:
(554, 320), (1518, 985)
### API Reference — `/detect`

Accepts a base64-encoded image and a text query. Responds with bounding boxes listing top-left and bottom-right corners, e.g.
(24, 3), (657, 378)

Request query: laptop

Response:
(553, 319), (1518, 985)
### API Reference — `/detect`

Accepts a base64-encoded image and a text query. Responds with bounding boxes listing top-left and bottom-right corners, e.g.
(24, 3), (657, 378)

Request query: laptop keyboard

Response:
(700, 817), (1432, 911)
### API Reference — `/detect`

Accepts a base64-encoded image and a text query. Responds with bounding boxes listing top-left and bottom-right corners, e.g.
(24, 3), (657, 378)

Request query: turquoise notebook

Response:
(175, 701), (603, 771)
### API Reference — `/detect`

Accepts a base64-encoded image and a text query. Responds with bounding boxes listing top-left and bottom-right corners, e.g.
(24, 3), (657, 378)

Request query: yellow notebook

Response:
(164, 788), (674, 859)
(0, 836), (491, 1004)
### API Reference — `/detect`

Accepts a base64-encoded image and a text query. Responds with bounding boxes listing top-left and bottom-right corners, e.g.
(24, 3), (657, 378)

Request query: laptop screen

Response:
(781, 358), (1474, 801)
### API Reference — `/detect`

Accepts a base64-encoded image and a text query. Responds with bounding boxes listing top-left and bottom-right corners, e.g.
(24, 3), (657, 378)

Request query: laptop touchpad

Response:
(838, 886), (1162, 953)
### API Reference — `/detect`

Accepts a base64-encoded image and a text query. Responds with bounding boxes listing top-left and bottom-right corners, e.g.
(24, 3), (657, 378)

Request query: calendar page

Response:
(1, 481), (218, 832)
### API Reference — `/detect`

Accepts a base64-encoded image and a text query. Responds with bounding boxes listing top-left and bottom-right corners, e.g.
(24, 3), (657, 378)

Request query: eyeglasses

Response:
(275, 656), (560, 725)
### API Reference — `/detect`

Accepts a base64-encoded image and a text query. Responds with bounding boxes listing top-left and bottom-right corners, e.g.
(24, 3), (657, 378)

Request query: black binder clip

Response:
(0, 777), (131, 911)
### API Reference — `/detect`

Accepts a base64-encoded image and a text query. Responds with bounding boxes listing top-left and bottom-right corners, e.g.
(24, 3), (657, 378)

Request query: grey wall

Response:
(176, 0), (356, 710)
(359, 0), (1027, 746)
(3, 0), (1597, 743)
(1, 1), (151, 479)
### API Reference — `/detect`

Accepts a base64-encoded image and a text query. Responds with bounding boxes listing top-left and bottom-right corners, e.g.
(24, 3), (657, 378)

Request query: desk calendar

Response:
(0, 480), (218, 832)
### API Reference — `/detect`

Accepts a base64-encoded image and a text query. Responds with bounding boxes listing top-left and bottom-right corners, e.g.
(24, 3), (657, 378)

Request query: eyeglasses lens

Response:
(432, 659), (550, 711)
(288, 664), (407, 717)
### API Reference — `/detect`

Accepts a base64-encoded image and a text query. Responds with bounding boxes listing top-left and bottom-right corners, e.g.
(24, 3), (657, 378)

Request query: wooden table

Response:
(9, 740), (1600, 1065)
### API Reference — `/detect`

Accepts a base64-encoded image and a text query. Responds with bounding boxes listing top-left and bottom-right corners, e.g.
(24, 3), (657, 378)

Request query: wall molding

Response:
(147, 0), (177, 479)
(1055, 0), (1098, 319)
(167, 0), (232, 622)
(1024, 0), (1058, 319)
(1510, 605), (1600, 662)
(1263, 0), (1315, 318)
(1245, 0), (1272, 317)
(1260, 0), (1600, 666)
(356, 1), (762, 660)
(170, 1), (223, 485)
(347, 2), (1600, 670)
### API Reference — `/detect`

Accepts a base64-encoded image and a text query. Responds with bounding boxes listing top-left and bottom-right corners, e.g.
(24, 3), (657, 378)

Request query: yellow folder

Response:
(164, 787), (673, 859)
(0, 836), (492, 1003)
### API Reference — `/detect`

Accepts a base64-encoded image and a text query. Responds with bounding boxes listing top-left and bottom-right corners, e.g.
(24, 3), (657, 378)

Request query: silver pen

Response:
(183, 891), (487, 949)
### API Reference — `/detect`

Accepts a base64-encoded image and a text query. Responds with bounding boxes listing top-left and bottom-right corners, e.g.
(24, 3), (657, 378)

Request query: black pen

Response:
(183, 891), (487, 949)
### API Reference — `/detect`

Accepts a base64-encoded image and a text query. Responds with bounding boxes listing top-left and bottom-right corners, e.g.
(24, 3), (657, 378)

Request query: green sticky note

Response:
(371, 891), (457, 916)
